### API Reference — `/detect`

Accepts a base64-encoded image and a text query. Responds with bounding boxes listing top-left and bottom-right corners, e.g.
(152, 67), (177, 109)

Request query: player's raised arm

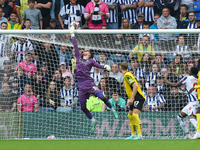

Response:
(163, 78), (181, 87)
(92, 59), (111, 71)
(70, 26), (81, 59)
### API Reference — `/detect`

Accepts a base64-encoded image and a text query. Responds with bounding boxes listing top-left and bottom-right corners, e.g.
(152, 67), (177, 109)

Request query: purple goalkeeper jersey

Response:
(72, 37), (104, 82)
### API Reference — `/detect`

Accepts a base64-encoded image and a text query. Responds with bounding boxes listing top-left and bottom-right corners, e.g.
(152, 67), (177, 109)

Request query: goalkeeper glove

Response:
(104, 65), (111, 71)
(69, 26), (75, 38)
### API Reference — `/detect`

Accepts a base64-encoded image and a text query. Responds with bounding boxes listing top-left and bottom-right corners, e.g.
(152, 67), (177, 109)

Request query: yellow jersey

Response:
(132, 44), (155, 61)
(194, 71), (200, 100)
(124, 71), (145, 100)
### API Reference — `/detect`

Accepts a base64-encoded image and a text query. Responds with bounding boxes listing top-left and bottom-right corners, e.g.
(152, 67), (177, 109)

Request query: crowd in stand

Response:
(0, 0), (200, 113)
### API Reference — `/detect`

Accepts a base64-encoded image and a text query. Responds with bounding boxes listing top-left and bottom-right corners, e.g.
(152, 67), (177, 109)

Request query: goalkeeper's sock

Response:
(177, 114), (189, 134)
(81, 101), (93, 119)
(190, 116), (197, 129)
(128, 114), (136, 136)
(132, 113), (142, 136)
(196, 114), (200, 132)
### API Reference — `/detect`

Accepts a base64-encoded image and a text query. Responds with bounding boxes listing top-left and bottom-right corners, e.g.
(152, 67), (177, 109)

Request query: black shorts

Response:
(130, 98), (145, 111)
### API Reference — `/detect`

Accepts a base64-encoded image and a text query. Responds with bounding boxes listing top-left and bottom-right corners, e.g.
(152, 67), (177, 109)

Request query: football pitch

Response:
(0, 139), (199, 150)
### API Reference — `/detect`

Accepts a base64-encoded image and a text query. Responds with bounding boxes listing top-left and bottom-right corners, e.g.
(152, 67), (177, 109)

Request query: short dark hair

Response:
(191, 67), (198, 75)
(120, 62), (128, 70)
(143, 22), (149, 27)
(64, 76), (71, 81)
(1, 22), (7, 26)
(25, 19), (31, 23)
(189, 11), (196, 16)
(180, 4), (188, 10)
(154, 13), (160, 17)
(28, 0), (35, 3)
(10, 12), (17, 16)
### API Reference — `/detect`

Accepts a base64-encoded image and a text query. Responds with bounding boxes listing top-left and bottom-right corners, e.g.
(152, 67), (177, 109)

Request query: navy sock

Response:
(81, 102), (92, 119)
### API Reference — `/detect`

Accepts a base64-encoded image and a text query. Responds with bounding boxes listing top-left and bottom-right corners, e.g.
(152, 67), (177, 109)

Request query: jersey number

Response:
(193, 83), (197, 92)
(134, 101), (139, 107)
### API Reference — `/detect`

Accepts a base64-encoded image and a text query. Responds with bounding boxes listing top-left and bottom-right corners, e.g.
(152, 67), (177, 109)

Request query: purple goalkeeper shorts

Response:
(78, 80), (101, 102)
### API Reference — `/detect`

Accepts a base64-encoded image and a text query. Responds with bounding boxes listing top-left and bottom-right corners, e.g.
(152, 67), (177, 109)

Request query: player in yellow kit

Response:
(189, 59), (200, 139)
(120, 62), (145, 140)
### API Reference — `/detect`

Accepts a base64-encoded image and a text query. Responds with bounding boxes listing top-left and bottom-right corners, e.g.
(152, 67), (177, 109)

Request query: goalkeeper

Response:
(69, 26), (118, 132)
(189, 59), (200, 139)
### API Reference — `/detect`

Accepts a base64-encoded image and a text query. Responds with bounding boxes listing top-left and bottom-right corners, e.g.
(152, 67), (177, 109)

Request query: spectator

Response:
(60, 76), (79, 110)
(68, 49), (76, 74)
(191, 17), (200, 51)
(10, 37), (33, 64)
(177, 4), (188, 27)
(178, 11), (196, 29)
(129, 57), (145, 83)
(15, 51), (37, 78)
(0, 7), (8, 25)
(0, 60), (14, 82)
(58, 0), (85, 29)
(168, 54), (187, 77)
(56, 44), (69, 67)
(155, 0), (175, 16)
(150, 13), (160, 50)
(138, 0), (155, 25)
(59, 62), (74, 85)
(84, 0), (109, 29)
(11, 78), (21, 96)
(155, 75), (165, 95)
(174, 35), (190, 63)
(7, 12), (21, 30)
(109, 63), (123, 83)
(44, 81), (60, 111)
(0, 82), (18, 112)
(145, 63), (161, 90)
(16, 0), (29, 24)
(98, 78), (111, 99)
(35, 0), (52, 29)
(39, 62), (51, 82)
(153, 53), (168, 71)
(181, 0), (194, 13)
(53, 69), (64, 92)
(36, 35), (58, 76)
(194, 0), (200, 19)
(140, 52), (152, 75)
(119, 0), (137, 25)
(131, 12), (145, 29)
(99, 52), (114, 73)
(46, 18), (62, 29)
(13, 66), (31, 92)
(112, 33), (126, 50)
(157, 7), (177, 51)
(0, 0), (13, 19)
(138, 22), (154, 47)
(50, 0), (65, 25)
(105, 90), (126, 112)
(32, 71), (48, 106)
(121, 18), (131, 29)
(143, 86), (165, 112)
(21, 0), (43, 29)
(23, 19), (31, 30)
(95, 26), (111, 48)
(102, 0), (118, 29)
(87, 94), (104, 112)
(129, 35), (155, 62)
(17, 84), (39, 112)
(8, 0), (17, 13)
(164, 87), (187, 111)
(90, 64), (103, 86)
(194, 54), (200, 67)
(109, 52), (126, 66)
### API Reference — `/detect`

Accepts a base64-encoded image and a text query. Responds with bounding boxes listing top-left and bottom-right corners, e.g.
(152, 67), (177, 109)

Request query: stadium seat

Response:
(39, 107), (54, 112)
(56, 107), (73, 112)
(74, 106), (82, 112)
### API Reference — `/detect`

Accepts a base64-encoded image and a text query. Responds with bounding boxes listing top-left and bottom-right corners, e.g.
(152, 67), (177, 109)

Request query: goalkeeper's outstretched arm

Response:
(70, 26), (81, 59)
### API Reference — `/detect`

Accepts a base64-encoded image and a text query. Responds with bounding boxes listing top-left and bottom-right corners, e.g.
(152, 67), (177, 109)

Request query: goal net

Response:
(0, 29), (199, 139)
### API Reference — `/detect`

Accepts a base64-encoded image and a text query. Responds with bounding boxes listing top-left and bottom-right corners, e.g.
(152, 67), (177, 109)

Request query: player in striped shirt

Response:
(103, 0), (119, 29)
(164, 67), (199, 139)
(138, 0), (155, 24)
(119, 0), (138, 24)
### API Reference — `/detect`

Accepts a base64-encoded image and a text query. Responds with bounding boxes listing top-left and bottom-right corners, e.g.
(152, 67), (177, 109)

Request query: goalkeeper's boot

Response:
(132, 136), (143, 140)
(184, 133), (191, 139)
(91, 120), (98, 132)
(113, 111), (118, 119)
(125, 135), (136, 140)
(192, 132), (200, 139)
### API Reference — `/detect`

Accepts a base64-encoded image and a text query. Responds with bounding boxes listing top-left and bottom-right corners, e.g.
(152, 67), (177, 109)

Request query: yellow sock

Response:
(128, 114), (136, 135)
(132, 113), (142, 135)
(196, 114), (200, 132)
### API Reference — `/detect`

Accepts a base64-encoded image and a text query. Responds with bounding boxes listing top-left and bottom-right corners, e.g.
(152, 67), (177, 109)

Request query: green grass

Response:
(0, 139), (199, 150)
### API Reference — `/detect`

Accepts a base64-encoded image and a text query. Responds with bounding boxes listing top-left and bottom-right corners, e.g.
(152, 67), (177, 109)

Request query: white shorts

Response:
(182, 101), (199, 116)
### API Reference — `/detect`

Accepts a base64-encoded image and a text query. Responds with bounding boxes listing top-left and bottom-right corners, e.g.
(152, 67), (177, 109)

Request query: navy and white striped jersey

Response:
(60, 86), (79, 106)
(138, 0), (155, 22)
(145, 72), (161, 90)
(103, 0), (119, 23)
(133, 68), (145, 82)
(156, 84), (166, 94)
(90, 72), (103, 86)
(0, 34), (9, 58)
(59, 4), (85, 29)
(187, 22), (196, 29)
(119, 0), (138, 24)
(174, 45), (190, 61)
(179, 75), (198, 102)
(143, 93), (166, 111)
(11, 40), (33, 64)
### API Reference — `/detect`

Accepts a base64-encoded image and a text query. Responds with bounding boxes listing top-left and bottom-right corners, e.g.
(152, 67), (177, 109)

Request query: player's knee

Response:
(177, 114), (183, 121)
